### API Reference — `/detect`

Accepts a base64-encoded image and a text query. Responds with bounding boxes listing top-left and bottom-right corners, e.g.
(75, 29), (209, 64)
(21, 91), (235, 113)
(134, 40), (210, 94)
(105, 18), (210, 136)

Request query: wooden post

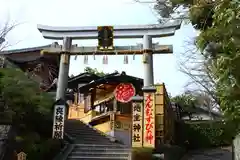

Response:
(110, 112), (115, 137)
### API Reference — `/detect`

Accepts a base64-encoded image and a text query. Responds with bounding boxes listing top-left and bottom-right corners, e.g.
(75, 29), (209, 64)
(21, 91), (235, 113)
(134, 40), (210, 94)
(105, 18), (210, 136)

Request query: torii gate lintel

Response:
(37, 20), (181, 40)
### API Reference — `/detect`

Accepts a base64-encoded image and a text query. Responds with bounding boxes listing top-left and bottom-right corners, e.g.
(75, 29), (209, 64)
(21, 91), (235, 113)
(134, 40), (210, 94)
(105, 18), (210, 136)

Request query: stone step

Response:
(65, 125), (95, 129)
(65, 128), (97, 131)
(65, 131), (106, 137)
(68, 136), (113, 142)
(73, 145), (128, 148)
(65, 129), (97, 132)
(73, 147), (129, 151)
(65, 128), (100, 132)
(70, 151), (129, 157)
(73, 141), (113, 144)
(67, 156), (129, 160)
(71, 138), (111, 142)
(65, 132), (114, 143)
(67, 133), (107, 136)
(74, 144), (127, 147)
(68, 135), (108, 139)
(64, 120), (130, 160)
(66, 132), (107, 137)
(65, 123), (90, 128)
(66, 132), (109, 137)
(73, 142), (115, 145)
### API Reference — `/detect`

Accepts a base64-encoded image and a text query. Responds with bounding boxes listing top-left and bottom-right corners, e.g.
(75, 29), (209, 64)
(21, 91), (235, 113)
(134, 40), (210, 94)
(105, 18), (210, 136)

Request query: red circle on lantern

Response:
(114, 83), (136, 103)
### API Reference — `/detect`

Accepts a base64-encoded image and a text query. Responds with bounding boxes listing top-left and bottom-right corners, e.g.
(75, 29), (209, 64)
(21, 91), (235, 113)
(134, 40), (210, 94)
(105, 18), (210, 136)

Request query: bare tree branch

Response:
(177, 37), (220, 111)
(0, 21), (23, 51)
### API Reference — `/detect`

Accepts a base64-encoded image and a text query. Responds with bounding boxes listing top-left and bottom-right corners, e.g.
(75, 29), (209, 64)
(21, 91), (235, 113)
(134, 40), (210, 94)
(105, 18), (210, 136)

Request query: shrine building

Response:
(67, 71), (177, 147)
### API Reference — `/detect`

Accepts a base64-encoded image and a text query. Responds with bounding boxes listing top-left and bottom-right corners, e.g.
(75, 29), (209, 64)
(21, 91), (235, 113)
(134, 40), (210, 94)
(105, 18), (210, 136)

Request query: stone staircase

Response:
(64, 119), (131, 160)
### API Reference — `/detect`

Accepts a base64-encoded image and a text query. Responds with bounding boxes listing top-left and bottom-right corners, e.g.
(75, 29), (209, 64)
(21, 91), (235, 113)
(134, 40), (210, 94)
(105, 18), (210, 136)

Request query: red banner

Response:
(145, 94), (154, 144)
(143, 92), (155, 148)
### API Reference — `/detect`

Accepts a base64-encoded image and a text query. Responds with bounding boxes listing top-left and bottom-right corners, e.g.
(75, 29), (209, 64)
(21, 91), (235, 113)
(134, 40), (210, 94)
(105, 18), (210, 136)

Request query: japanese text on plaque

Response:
(132, 102), (143, 147)
(52, 105), (65, 139)
(145, 94), (154, 145)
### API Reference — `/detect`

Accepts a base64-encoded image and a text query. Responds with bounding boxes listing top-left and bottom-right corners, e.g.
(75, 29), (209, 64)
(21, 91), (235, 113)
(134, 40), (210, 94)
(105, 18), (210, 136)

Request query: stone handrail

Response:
(52, 133), (75, 160)
(85, 121), (118, 142)
(75, 112), (124, 144)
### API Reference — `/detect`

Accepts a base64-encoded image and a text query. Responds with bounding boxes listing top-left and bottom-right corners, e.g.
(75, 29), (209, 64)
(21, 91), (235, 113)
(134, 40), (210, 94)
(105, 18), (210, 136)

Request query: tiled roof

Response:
(1, 44), (51, 55)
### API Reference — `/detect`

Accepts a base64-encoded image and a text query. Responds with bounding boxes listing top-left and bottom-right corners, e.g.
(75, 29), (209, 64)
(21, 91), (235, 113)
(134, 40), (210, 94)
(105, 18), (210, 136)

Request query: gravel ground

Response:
(181, 146), (232, 160)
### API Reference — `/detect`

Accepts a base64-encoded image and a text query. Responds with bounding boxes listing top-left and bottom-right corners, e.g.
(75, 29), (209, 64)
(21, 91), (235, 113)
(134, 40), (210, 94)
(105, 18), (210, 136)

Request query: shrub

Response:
(20, 138), (63, 160)
(132, 148), (153, 160)
(154, 144), (186, 160)
(0, 68), (62, 159)
(175, 120), (236, 149)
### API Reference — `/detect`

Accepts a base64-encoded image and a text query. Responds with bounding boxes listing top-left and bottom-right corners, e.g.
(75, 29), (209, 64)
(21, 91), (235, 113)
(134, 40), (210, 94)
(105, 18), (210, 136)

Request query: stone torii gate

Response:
(37, 20), (181, 100)
(37, 21), (181, 142)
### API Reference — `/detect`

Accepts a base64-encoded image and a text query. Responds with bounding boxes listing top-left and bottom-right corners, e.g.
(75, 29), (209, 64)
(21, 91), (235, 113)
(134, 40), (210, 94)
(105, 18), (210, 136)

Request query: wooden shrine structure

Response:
(67, 71), (178, 147)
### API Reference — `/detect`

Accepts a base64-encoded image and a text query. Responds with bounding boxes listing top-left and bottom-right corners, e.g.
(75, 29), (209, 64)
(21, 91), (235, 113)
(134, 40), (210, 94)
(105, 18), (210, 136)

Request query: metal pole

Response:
(143, 35), (154, 87)
(56, 37), (72, 100)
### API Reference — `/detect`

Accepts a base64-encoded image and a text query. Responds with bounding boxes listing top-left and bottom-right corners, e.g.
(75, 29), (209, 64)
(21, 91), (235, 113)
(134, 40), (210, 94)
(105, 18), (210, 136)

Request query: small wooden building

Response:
(68, 72), (178, 147)
(68, 71), (143, 146)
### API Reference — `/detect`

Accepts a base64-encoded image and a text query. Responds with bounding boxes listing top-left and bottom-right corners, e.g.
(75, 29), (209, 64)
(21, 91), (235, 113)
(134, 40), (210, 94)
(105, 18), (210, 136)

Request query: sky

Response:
(0, 0), (198, 96)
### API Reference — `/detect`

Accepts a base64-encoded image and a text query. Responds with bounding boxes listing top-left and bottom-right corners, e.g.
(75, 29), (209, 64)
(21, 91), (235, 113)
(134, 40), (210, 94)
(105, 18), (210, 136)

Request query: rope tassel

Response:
(103, 55), (108, 64)
(105, 55), (108, 64)
(142, 53), (148, 63)
(84, 55), (88, 64)
(102, 56), (105, 64)
(124, 55), (128, 64)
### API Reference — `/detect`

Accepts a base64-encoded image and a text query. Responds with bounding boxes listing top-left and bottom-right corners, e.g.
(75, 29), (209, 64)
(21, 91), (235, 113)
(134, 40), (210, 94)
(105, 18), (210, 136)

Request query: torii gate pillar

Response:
(56, 37), (72, 100)
(143, 35), (154, 87)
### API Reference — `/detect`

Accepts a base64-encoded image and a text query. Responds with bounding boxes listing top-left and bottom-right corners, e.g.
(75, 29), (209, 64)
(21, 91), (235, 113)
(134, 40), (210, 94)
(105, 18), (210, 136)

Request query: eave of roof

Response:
(68, 72), (101, 89)
(1, 44), (51, 55)
(172, 102), (222, 117)
(196, 107), (223, 117)
(68, 72), (100, 83)
(79, 72), (143, 92)
(183, 107), (222, 117)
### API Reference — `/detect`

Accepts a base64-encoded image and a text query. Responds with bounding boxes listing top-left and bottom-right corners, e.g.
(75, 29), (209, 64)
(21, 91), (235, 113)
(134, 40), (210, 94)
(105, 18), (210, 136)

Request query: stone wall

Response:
(114, 130), (131, 147)
(0, 125), (11, 159)
(234, 134), (240, 160)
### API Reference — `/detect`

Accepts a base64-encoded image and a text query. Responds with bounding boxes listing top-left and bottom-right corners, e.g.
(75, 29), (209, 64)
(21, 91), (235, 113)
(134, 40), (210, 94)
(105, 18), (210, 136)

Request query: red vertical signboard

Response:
(143, 92), (156, 148)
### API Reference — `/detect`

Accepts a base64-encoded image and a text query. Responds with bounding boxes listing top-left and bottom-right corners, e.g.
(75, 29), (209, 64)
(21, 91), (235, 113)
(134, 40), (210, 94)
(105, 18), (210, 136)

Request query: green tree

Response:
(0, 67), (62, 159)
(171, 94), (198, 110)
(0, 68), (53, 124)
(155, 0), (240, 122)
(84, 67), (107, 77)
